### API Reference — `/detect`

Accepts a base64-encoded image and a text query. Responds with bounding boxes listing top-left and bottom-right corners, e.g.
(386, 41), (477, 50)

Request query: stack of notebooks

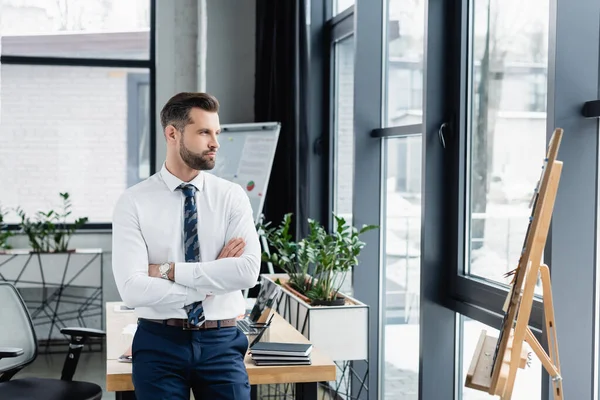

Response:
(250, 342), (313, 366)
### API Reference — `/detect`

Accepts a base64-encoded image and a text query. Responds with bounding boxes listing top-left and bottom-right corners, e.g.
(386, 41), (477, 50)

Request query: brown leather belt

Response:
(140, 318), (237, 330)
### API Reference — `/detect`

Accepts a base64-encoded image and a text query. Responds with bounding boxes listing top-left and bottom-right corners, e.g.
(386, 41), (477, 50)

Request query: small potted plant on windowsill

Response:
(257, 213), (377, 362)
(258, 213), (377, 306)
(16, 192), (88, 254)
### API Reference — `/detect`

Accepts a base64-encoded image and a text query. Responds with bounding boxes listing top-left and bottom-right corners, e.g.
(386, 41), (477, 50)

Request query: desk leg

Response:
(250, 385), (258, 400)
(295, 382), (318, 400)
(115, 390), (136, 400)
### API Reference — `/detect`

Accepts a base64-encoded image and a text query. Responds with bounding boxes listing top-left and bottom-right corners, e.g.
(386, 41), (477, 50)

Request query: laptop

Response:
(237, 278), (281, 335)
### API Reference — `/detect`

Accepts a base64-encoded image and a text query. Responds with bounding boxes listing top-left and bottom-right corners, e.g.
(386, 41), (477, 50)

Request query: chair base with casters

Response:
(0, 282), (106, 400)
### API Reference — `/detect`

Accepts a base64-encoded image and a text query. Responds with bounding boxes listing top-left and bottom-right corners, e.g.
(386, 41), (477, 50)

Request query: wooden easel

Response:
(465, 128), (564, 399)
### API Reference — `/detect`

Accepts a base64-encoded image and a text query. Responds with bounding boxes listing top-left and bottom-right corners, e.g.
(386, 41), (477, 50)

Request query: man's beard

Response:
(180, 139), (215, 171)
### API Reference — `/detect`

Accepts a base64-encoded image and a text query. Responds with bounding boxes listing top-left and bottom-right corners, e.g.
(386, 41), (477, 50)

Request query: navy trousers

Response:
(131, 319), (250, 400)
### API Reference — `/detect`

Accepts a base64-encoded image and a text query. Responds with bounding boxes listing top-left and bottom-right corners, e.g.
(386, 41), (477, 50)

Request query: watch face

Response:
(159, 263), (169, 274)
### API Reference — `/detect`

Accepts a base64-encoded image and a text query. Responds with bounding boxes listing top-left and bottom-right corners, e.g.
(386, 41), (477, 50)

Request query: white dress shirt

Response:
(111, 163), (261, 321)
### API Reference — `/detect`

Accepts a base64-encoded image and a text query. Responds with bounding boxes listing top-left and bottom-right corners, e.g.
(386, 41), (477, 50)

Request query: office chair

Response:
(0, 281), (106, 399)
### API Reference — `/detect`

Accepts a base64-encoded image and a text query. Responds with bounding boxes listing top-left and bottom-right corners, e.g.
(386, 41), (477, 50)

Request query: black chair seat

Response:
(0, 377), (102, 400)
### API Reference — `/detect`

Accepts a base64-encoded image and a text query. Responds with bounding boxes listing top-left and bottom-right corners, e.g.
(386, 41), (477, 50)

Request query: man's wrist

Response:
(168, 262), (175, 281)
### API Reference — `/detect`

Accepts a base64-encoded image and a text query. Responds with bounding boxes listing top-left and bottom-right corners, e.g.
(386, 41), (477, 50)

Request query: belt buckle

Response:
(182, 320), (201, 331)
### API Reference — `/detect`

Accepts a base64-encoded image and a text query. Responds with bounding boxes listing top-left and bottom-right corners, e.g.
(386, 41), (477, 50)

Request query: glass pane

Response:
(466, 0), (549, 293)
(382, 136), (422, 399)
(385, 0), (425, 127)
(335, 0), (354, 15)
(460, 315), (541, 400)
(0, 64), (150, 223)
(0, 0), (150, 59)
(332, 35), (355, 295)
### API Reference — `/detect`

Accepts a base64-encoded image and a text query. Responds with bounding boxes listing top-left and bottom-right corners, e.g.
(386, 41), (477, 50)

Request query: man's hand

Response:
(218, 237), (246, 259)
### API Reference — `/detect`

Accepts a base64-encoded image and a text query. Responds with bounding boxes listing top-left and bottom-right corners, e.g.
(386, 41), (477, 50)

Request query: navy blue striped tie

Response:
(178, 183), (205, 327)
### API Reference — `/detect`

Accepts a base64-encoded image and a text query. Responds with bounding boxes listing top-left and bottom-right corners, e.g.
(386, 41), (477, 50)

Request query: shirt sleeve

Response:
(111, 192), (206, 308)
(174, 184), (261, 294)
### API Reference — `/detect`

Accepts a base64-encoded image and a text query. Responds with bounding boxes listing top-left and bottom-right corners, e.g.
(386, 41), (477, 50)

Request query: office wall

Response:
(3, 0), (256, 304)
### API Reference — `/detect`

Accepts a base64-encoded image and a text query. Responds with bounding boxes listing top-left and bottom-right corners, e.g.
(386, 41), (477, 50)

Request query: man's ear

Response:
(164, 125), (178, 142)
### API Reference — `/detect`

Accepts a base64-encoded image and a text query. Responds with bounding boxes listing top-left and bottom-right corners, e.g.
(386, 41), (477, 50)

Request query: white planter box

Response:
(262, 273), (368, 362)
(0, 248), (103, 346)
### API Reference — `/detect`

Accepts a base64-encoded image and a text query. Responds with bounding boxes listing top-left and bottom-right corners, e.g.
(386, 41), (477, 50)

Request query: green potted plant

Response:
(258, 213), (377, 306)
(257, 213), (377, 362)
(17, 192), (88, 253)
(305, 215), (377, 306)
(0, 205), (13, 253)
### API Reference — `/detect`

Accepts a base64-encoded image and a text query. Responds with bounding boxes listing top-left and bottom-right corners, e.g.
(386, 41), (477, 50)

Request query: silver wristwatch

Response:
(159, 262), (171, 280)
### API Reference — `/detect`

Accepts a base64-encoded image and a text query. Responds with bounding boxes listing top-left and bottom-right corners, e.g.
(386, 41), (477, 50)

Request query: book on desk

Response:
(250, 342), (313, 366)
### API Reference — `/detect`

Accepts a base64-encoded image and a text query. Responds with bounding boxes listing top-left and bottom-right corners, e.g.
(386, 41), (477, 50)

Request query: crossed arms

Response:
(111, 185), (261, 309)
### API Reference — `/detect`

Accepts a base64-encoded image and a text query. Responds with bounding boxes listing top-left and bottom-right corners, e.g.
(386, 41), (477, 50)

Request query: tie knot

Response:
(178, 183), (197, 198)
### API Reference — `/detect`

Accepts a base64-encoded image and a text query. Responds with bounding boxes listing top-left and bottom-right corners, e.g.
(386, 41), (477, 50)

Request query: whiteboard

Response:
(207, 122), (281, 223)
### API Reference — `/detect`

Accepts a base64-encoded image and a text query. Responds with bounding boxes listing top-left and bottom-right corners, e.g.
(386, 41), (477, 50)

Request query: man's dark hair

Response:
(160, 92), (220, 132)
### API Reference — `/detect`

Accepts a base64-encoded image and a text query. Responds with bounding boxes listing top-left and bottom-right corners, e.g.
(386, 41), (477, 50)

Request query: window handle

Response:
(438, 122), (449, 149)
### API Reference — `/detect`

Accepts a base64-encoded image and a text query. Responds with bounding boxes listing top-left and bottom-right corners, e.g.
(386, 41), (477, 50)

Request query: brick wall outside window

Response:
(0, 65), (146, 223)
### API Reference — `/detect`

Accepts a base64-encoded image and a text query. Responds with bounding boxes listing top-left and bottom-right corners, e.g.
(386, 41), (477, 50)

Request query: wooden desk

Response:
(105, 302), (336, 399)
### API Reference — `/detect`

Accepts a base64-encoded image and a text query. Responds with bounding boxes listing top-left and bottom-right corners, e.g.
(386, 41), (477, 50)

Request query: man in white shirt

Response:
(112, 92), (261, 399)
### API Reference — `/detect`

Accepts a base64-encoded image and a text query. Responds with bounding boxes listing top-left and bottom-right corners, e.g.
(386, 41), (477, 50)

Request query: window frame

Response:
(0, 0), (156, 230)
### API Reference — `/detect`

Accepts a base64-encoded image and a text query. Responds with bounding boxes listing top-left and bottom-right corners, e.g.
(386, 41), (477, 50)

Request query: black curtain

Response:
(254, 0), (309, 239)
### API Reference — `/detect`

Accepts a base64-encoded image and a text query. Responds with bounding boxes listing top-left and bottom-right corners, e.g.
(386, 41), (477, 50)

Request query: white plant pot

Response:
(0, 248), (103, 345)
(261, 273), (368, 362)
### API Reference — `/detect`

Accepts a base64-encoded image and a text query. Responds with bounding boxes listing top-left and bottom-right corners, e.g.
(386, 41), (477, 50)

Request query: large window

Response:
(465, 0), (549, 290)
(327, 0), (598, 398)
(0, 0), (154, 226)
(0, 65), (150, 223)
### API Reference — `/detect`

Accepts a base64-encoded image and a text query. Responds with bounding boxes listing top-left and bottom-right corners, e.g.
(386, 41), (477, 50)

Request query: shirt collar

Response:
(160, 163), (205, 192)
